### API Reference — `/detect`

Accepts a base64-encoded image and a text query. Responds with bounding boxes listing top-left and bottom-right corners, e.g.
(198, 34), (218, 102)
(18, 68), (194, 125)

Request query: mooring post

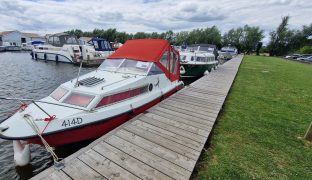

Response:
(304, 121), (312, 142)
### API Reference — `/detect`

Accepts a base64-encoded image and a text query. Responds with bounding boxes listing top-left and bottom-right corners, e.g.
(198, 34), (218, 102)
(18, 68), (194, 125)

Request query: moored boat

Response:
(32, 33), (81, 63)
(179, 45), (218, 78)
(0, 39), (183, 165)
(3, 42), (21, 51)
(31, 33), (114, 65)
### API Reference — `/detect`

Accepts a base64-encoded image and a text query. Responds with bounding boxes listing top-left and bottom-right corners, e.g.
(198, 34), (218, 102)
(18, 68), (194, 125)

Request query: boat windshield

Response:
(99, 59), (152, 75)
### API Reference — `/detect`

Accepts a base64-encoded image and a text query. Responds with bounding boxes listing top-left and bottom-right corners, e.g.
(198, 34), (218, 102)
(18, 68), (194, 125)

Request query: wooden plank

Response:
(62, 158), (106, 180)
(44, 170), (72, 180)
(186, 87), (228, 96)
(78, 149), (139, 180)
(141, 113), (209, 137)
(131, 120), (203, 150)
(146, 110), (211, 130)
(114, 129), (196, 171)
(164, 99), (220, 115)
(93, 141), (171, 180)
(174, 93), (223, 108)
(159, 104), (218, 120)
(188, 85), (228, 94)
(175, 93), (225, 106)
(149, 106), (215, 125)
(123, 124), (200, 160)
(138, 117), (206, 143)
(170, 96), (221, 112)
(179, 91), (225, 102)
(105, 135), (190, 179)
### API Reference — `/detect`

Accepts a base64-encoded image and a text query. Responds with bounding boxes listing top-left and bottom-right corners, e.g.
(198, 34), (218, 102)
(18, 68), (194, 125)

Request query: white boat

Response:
(179, 45), (218, 78)
(80, 37), (115, 65)
(3, 42), (21, 51)
(31, 33), (114, 64)
(221, 46), (238, 55)
(31, 33), (82, 63)
(0, 39), (183, 165)
(0, 46), (5, 52)
(21, 41), (45, 51)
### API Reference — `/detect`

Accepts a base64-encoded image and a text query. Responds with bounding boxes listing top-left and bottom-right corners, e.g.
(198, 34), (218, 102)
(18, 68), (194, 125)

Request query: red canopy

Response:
(108, 39), (169, 62)
(108, 39), (180, 82)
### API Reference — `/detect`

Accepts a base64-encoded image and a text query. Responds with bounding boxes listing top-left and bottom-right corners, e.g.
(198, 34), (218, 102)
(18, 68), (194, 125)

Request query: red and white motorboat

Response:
(0, 39), (183, 165)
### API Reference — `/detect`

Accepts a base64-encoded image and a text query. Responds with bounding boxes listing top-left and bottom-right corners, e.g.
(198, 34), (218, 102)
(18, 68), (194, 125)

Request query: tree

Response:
(222, 25), (264, 54)
(242, 25), (264, 54)
(222, 27), (244, 53)
(256, 42), (263, 55)
(268, 16), (291, 56)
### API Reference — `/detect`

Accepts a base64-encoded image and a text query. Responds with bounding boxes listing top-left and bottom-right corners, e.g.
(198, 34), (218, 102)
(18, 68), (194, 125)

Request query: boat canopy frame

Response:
(108, 39), (180, 82)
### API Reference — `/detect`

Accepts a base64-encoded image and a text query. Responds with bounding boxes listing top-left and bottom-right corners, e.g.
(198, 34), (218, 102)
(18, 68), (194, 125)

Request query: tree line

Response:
(267, 16), (312, 56)
(65, 17), (311, 56)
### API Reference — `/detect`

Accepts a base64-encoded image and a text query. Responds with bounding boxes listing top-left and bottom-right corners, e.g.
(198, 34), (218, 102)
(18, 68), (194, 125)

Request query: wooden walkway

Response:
(32, 55), (243, 180)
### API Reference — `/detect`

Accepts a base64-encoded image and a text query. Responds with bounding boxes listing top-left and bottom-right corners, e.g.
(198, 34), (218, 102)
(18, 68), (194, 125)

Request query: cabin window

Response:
(191, 56), (194, 61)
(99, 59), (124, 72)
(104, 41), (112, 50)
(170, 52), (178, 75)
(53, 37), (60, 45)
(96, 85), (149, 108)
(148, 63), (164, 75)
(66, 37), (77, 44)
(160, 52), (169, 70)
(93, 41), (99, 49)
(63, 93), (95, 107)
(50, 87), (69, 101)
(180, 55), (186, 61)
(49, 37), (53, 44)
(117, 59), (151, 75)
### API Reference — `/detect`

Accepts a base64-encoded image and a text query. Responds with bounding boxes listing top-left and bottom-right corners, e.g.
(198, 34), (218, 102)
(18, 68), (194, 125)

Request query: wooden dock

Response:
(32, 55), (243, 180)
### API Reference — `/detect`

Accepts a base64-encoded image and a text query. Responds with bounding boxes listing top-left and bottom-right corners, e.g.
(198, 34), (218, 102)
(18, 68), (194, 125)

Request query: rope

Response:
(23, 114), (63, 167)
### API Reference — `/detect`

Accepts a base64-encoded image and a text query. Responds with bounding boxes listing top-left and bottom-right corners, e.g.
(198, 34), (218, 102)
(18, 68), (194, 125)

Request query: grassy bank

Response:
(196, 56), (312, 179)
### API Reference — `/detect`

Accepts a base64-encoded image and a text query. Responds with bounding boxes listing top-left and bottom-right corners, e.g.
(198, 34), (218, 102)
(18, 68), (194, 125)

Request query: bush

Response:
(299, 46), (312, 54)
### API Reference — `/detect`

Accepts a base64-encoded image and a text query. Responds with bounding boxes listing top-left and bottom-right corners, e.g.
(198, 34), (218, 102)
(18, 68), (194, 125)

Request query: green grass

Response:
(195, 56), (312, 179)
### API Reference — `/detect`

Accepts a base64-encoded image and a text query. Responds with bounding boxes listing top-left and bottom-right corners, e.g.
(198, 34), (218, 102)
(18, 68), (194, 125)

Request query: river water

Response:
(0, 52), (94, 180)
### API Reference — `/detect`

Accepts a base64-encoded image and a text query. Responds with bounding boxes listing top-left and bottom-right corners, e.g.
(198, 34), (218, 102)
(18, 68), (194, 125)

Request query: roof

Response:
(51, 32), (70, 37)
(79, 37), (92, 41)
(22, 32), (44, 38)
(0, 30), (19, 36)
(108, 39), (169, 62)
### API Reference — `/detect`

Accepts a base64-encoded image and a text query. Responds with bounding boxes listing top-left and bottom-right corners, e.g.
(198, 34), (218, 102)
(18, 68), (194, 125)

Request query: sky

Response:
(0, 0), (311, 43)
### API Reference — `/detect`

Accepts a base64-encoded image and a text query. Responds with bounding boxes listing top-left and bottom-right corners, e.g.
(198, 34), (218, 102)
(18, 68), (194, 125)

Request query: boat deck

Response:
(31, 55), (243, 180)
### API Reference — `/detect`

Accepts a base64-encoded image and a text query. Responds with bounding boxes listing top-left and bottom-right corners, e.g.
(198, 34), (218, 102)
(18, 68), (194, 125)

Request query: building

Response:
(22, 32), (46, 43)
(0, 30), (45, 46)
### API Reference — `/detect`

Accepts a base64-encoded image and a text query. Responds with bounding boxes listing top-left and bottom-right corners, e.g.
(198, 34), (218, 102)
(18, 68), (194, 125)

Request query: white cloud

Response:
(0, 0), (310, 42)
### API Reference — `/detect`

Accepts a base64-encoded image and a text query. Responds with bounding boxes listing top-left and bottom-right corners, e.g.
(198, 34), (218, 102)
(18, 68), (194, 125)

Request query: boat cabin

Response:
(47, 33), (79, 47)
(108, 39), (180, 82)
(87, 38), (113, 51)
(180, 52), (215, 63)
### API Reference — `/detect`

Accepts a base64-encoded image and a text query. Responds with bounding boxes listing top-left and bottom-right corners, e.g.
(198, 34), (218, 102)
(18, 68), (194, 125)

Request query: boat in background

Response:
(21, 41), (45, 51)
(31, 33), (114, 66)
(31, 33), (81, 63)
(0, 39), (183, 165)
(219, 46), (237, 61)
(3, 42), (21, 51)
(179, 44), (218, 78)
(79, 37), (114, 66)
(0, 46), (5, 52)
(221, 46), (238, 55)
